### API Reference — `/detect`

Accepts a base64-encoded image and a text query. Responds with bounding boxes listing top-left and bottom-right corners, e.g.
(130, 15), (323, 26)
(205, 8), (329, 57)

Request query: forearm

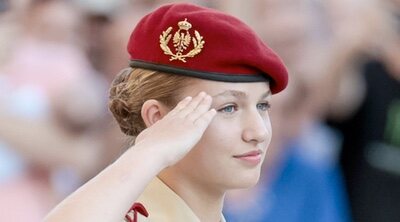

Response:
(44, 145), (165, 221)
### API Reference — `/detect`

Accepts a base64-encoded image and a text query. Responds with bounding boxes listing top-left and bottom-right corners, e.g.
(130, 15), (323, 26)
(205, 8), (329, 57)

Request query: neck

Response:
(158, 171), (225, 222)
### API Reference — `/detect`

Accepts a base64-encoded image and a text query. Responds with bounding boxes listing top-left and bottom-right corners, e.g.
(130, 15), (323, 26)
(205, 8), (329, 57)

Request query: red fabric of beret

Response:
(127, 3), (288, 94)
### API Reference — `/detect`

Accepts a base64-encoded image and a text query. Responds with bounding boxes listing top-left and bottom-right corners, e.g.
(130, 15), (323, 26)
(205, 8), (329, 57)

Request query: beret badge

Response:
(159, 18), (205, 63)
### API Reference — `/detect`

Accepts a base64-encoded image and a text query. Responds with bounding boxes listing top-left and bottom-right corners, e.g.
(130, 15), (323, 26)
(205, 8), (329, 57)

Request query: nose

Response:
(241, 111), (271, 145)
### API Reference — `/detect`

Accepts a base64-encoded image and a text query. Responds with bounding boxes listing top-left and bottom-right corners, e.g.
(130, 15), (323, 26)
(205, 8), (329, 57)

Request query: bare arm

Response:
(44, 92), (216, 221)
(43, 145), (165, 221)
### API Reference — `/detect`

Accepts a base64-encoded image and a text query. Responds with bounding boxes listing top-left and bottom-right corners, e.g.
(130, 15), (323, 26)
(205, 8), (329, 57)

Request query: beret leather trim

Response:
(129, 60), (270, 82)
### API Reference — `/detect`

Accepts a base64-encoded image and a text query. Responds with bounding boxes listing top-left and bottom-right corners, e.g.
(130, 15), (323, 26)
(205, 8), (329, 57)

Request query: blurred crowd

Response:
(0, 0), (399, 221)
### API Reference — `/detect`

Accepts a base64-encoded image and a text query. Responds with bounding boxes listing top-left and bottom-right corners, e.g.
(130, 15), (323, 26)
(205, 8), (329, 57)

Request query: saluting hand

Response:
(134, 92), (216, 167)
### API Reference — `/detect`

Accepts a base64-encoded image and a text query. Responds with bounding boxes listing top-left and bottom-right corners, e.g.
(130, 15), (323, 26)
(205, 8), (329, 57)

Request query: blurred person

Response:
(0, 0), (114, 221)
(76, 0), (212, 83)
(78, 0), (149, 83)
(325, 0), (400, 221)
(0, 0), (106, 177)
(44, 3), (289, 221)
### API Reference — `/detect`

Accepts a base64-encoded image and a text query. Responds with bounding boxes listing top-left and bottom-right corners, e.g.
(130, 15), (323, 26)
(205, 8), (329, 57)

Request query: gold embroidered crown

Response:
(178, 18), (192, 30)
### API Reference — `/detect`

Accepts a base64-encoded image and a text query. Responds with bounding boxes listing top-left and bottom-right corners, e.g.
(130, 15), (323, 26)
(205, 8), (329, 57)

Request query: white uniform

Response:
(124, 177), (226, 222)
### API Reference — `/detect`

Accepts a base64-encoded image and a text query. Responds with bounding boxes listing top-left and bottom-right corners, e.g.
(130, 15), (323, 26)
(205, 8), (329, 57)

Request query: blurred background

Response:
(0, 0), (399, 221)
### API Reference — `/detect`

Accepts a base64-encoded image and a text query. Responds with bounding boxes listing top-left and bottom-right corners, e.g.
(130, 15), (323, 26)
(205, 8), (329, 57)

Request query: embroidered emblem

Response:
(159, 18), (205, 63)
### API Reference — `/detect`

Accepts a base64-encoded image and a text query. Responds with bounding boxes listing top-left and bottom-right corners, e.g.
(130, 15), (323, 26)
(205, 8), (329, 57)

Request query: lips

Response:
(233, 150), (262, 158)
(233, 149), (263, 165)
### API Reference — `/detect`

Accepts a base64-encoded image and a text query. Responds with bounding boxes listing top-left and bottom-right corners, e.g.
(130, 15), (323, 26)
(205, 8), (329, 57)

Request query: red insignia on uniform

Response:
(125, 202), (149, 222)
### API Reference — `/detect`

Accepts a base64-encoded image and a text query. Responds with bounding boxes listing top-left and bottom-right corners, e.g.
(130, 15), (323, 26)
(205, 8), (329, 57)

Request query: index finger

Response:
(168, 96), (192, 116)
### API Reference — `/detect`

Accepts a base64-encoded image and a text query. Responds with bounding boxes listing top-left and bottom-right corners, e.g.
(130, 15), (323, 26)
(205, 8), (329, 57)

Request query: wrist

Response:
(127, 141), (169, 172)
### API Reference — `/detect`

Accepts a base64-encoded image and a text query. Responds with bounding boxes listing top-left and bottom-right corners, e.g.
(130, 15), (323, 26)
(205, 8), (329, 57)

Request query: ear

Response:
(141, 99), (169, 127)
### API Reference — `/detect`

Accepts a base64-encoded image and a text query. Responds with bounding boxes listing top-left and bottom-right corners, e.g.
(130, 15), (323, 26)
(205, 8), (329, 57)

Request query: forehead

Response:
(180, 79), (271, 98)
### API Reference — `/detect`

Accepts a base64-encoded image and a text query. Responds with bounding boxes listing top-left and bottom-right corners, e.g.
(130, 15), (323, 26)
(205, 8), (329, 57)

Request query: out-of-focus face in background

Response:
(24, 0), (80, 43)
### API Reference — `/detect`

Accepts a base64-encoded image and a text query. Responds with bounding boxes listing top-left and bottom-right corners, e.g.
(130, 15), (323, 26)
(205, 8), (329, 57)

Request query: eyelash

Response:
(257, 102), (271, 111)
(219, 104), (238, 113)
(218, 102), (271, 114)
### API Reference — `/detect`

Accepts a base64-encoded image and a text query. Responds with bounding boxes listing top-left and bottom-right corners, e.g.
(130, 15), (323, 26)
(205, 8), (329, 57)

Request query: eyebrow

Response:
(211, 90), (271, 99)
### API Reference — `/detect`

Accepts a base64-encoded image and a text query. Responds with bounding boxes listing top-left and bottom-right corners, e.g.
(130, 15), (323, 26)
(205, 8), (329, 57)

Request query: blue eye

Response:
(257, 102), (271, 111)
(219, 105), (237, 113)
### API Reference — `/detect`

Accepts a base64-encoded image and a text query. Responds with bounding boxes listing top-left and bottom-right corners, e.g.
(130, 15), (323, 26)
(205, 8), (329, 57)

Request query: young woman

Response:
(44, 3), (288, 222)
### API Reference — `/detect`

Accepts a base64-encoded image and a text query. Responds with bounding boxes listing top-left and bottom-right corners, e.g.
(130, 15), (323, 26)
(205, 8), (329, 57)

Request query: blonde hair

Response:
(109, 68), (194, 136)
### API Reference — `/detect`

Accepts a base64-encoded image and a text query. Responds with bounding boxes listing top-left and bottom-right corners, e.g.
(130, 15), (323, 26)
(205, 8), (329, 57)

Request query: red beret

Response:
(127, 3), (288, 94)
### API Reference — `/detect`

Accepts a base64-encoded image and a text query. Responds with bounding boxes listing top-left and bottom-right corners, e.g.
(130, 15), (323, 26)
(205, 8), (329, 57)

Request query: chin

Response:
(225, 170), (262, 189)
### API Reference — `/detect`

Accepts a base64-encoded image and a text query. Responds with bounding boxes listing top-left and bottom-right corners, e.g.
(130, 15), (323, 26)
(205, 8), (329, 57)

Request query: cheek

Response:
(191, 117), (240, 161)
(201, 117), (241, 146)
(197, 125), (227, 154)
